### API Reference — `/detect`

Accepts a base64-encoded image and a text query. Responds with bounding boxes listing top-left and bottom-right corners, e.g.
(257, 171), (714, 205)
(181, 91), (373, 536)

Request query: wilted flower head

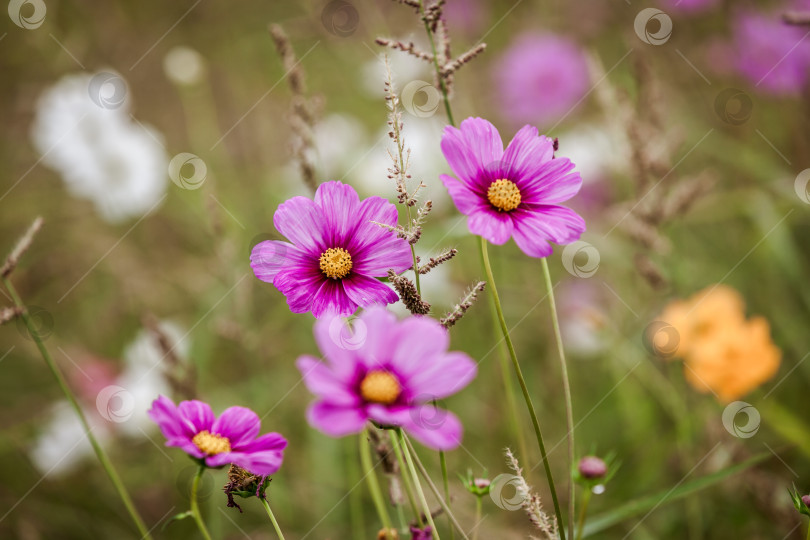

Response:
(297, 307), (477, 450)
(440, 117), (585, 258)
(493, 33), (589, 128)
(148, 395), (287, 475)
(250, 181), (413, 318)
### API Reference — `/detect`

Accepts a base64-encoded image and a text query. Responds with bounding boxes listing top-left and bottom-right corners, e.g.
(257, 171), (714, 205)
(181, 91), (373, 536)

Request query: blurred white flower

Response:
(362, 51), (431, 98)
(29, 321), (188, 476)
(556, 123), (628, 184)
(163, 46), (207, 86)
(31, 72), (168, 223)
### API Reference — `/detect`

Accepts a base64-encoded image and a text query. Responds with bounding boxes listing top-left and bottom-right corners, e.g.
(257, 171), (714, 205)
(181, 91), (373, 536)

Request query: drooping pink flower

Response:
(250, 181), (413, 318)
(732, 11), (810, 95)
(440, 117), (585, 258)
(148, 396), (287, 475)
(296, 307), (477, 450)
(493, 33), (590, 128)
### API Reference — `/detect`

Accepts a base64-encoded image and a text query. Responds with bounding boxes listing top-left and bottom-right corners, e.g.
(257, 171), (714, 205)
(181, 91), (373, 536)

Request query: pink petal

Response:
(311, 279), (356, 318)
(274, 266), (325, 315)
(440, 174), (487, 217)
(148, 395), (194, 441)
(403, 407), (463, 451)
(296, 355), (360, 406)
(306, 401), (368, 437)
(389, 315), (450, 377)
(403, 351), (477, 400)
(273, 196), (327, 253)
(511, 205), (586, 258)
(519, 158), (582, 205)
(177, 400), (215, 433)
(250, 240), (299, 283)
(212, 406), (260, 448)
(441, 118), (503, 185)
(314, 181), (360, 246)
(313, 315), (367, 379)
(467, 208), (514, 245)
(501, 125), (555, 181)
(207, 433), (287, 476)
(342, 274), (398, 309)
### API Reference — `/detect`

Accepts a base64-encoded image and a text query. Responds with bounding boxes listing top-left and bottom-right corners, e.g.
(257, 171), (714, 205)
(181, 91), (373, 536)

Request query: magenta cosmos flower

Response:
(296, 307), (477, 450)
(493, 33), (589, 128)
(148, 395), (287, 475)
(250, 181), (412, 318)
(440, 117), (585, 258)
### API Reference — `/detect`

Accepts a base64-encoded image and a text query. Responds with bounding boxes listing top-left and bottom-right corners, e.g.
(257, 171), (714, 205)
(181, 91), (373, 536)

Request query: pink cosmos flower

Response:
(250, 181), (413, 318)
(148, 395), (287, 476)
(297, 307), (477, 450)
(440, 117), (585, 258)
(493, 33), (589, 128)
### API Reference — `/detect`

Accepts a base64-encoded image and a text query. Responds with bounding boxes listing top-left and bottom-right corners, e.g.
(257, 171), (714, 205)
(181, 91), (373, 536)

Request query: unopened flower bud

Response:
(802, 495), (810, 507)
(578, 456), (607, 479)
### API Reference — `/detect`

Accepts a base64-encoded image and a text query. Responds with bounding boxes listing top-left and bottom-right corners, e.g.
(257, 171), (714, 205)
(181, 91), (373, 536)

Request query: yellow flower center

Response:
(319, 247), (353, 279)
(487, 179), (522, 212)
(192, 430), (232, 455)
(360, 371), (401, 405)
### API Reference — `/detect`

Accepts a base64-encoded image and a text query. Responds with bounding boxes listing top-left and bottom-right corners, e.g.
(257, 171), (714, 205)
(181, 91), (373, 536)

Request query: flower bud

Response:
(578, 456), (607, 479)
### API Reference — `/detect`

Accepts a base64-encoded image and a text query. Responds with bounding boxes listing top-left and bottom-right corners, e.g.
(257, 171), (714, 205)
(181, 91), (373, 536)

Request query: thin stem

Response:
(806, 519), (810, 540)
(2, 277), (153, 540)
(346, 438), (366, 540)
(540, 258), (575, 540)
(440, 450), (454, 540)
(401, 432), (470, 540)
(418, 2), (455, 126)
(261, 497), (287, 540)
(575, 489), (591, 540)
(389, 430), (423, 527)
(473, 497), (482, 540)
(398, 429), (440, 539)
(478, 239), (565, 539)
(190, 465), (213, 540)
(360, 428), (395, 539)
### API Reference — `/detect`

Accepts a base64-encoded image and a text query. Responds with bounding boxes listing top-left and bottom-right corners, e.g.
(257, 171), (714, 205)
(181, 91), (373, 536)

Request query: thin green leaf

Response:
(583, 452), (771, 537)
(161, 510), (194, 531)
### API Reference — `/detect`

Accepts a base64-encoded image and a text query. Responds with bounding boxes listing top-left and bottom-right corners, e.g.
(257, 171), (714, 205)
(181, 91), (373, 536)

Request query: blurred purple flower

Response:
(250, 181), (412, 318)
(493, 33), (590, 128)
(440, 117), (585, 258)
(297, 307), (477, 450)
(660, 0), (719, 14)
(732, 11), (810, 95)
(148, 395), (287, 475)
(444, 0), (487, 35)
(410, 526), (433, 539)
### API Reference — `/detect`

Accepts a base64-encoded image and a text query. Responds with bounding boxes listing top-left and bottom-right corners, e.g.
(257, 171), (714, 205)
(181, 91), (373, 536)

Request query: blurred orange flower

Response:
(656, 285), (780, 402)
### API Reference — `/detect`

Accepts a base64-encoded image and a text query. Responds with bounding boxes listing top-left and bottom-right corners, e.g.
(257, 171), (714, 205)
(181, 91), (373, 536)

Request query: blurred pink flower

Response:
(732, 11), (810, 95)
(444, 0), (487, 35)
(148, 395), (287, 475)
(297, 307), (477, 450)
(250, 181), (412, 318)
(493, 33), (590, 128)
(660, 0), (719, 14)
(440, 117), (585, 258)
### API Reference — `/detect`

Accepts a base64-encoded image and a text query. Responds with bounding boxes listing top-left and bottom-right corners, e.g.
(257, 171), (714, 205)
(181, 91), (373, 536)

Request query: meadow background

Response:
(1, 0), (810, 538)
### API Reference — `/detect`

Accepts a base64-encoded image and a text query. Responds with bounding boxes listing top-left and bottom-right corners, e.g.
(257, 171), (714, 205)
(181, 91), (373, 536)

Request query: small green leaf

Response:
(162, 510), (194, 531)
(582, 451), (770, 537)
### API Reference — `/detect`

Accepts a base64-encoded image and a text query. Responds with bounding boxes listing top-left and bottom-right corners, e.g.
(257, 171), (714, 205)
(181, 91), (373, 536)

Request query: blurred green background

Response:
(2, 0), (810, 538)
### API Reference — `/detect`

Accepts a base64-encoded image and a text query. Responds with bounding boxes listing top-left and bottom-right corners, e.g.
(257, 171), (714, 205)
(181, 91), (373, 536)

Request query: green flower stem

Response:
(540, 257), (575, 540)
(389, 430), (424, 527)
(397, 429), (440, 539)
(575, 489), (592, 540)
(360, 428), (395, 539)
(478, 238), (565, 539)
(401, 432), (470, 540)
(806, 520), (810, 540)
(2, 276), (153, 540)
(261, 497), (287, 540)
(190, 465), (213, 540)
(440, 449), (454, 540)
(473, 496), (482, 540)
